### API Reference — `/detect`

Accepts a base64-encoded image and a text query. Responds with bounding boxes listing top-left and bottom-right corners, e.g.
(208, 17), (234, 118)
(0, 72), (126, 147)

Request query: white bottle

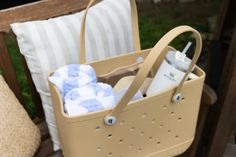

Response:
(146, 42), (197, 96)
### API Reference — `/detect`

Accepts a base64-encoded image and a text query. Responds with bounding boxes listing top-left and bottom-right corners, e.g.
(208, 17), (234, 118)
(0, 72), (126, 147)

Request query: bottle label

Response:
(146, 60), (185, 96)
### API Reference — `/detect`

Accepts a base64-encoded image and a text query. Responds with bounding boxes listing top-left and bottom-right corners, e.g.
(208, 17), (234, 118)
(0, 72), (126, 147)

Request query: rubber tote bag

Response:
(49, 0), (205, 157)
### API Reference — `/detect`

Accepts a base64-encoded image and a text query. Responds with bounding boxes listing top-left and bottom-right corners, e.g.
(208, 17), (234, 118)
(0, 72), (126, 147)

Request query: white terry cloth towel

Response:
(64, 82), (116, 116)
(49, 64), (97, 96)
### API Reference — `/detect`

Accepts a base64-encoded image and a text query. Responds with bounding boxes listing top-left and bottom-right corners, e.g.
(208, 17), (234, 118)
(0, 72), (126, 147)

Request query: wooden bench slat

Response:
(0, 0), (93, 32)
(35, 120), (62, 157)
(36, 119), (50, 141)
(201, 84), (217, 106)
(35, 138), (54, 157)
(48, 150), (63, 157)
(0, 33), (24, 105)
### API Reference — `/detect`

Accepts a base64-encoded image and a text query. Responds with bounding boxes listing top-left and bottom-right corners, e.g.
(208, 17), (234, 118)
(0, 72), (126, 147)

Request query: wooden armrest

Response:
(34, 120), (54, 157)
(201, 84), (217, 106)
(48, 150), (63, 157)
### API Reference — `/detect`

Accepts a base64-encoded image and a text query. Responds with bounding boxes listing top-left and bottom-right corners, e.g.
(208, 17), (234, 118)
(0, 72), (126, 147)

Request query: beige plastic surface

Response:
(113, 76), (153, 95)
(48, 1), (205, 156)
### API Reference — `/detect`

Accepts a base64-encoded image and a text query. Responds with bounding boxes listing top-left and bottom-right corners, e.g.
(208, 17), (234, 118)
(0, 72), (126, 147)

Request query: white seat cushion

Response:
(11, 0), (135, 150)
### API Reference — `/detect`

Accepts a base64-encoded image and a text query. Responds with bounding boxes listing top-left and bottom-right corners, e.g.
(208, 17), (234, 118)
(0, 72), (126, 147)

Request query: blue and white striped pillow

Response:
(11, 0), (136, 151)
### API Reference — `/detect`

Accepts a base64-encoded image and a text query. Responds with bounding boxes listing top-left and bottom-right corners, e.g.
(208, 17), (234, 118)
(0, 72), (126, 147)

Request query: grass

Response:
(4, 0), (221, 118)
(138, 0), (220, 53)
(5, 35), (36, 118)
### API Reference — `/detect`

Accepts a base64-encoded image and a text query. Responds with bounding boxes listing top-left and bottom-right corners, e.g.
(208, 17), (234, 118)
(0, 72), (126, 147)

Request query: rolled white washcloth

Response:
(49, 64), (97, 95)
(64, 83), (116, 116)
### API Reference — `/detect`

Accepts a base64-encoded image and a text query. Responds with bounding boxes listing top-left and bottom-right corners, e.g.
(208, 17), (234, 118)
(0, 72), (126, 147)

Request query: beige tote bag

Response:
(49, 0), (205, 156)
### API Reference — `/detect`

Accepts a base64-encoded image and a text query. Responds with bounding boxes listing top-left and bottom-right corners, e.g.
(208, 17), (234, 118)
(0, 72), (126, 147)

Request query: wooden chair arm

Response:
(201, 84), (217, 106)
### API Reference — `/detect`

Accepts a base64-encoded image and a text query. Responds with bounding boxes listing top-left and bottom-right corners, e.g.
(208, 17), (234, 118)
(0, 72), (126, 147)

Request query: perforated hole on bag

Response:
(120, 120), (125, 125)
(107, 134), (112, 139)
(142, 113), (147, 118)
(148, 136), (153, 141)
(163, 105), (167, 110)
(130, 126), (135, 131)
(151, 119), (156, 124)
(108, 152), (112, 156)
(96, 146), (102, 152)
(119, 139), (124, 144)
(138, 148), (142, 152)
(95, 126), (100, 131)
(140, 131), (145, 136)
(128, 144), (134, 149)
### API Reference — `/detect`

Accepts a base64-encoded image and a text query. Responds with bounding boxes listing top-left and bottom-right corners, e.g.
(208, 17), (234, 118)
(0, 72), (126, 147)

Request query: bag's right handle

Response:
(104, 25), (202, 126)
(79, 0), (141, 64)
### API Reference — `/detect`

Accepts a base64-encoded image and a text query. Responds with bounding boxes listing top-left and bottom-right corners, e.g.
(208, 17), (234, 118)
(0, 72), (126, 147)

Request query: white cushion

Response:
(11, 0), (135, 151)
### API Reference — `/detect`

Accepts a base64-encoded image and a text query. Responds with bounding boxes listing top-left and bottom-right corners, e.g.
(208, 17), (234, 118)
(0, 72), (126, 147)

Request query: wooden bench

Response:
(0, 0), (217, 156)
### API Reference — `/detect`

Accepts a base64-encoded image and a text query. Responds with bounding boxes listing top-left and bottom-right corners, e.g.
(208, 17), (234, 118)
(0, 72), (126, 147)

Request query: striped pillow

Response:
(11, 0), (135, 151)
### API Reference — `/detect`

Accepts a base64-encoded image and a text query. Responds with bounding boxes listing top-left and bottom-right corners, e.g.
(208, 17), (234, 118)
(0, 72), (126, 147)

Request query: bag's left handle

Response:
(79, 0), (141, 63)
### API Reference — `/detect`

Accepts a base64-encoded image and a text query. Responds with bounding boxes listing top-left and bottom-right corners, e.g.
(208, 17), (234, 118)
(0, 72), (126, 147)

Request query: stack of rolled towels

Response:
(49, 64), (143, 116)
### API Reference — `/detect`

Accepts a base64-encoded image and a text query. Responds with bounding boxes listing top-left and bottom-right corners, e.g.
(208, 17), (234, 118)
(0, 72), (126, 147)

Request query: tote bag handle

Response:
(104, 25), (202, 126)
(79, 0), (141, 63)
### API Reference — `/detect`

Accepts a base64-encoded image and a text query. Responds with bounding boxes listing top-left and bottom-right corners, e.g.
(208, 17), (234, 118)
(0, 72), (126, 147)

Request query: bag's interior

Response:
(49, 45), (205, 121)
(96, 46), (204, 87)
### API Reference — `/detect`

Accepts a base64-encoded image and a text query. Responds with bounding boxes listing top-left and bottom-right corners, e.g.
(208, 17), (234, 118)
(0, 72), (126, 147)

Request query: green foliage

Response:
(139, 0), (219, 54)
(5, 35), (36, 118)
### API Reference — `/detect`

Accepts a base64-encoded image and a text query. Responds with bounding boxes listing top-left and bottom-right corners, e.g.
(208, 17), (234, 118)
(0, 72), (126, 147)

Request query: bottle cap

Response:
(166, 51), (191, 72)
(165, 42), (194, 72)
